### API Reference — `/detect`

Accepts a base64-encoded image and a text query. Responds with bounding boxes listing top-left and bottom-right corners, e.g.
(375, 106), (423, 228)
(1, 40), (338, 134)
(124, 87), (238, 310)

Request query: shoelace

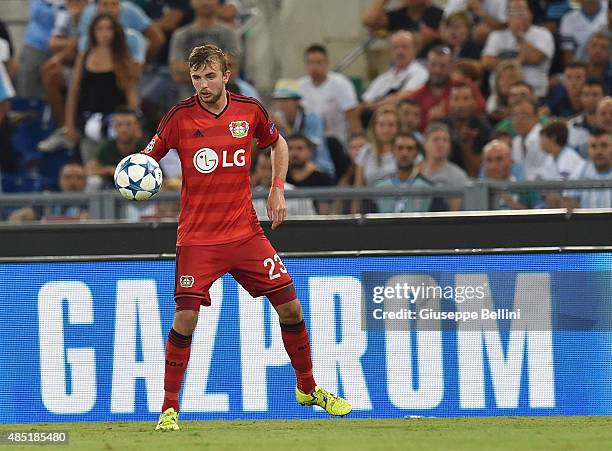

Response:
(316, 389), (341, 408)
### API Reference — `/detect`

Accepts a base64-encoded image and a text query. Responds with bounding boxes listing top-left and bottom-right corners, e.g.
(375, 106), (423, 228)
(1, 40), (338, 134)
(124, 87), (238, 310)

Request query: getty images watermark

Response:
(361, 274), (524, 331)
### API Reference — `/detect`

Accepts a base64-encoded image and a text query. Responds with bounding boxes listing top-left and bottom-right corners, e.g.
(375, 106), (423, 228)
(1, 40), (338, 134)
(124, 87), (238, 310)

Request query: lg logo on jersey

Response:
(193, 148), (246, 174)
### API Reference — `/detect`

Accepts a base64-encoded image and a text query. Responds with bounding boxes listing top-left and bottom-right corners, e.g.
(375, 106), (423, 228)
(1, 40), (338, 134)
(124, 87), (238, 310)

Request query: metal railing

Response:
(0, 179), (611, 221)
(333, 36), (379, 74)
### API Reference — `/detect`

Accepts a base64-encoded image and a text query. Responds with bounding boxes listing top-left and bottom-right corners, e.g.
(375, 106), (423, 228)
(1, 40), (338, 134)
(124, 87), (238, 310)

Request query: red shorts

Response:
(174, 232), (295, 310)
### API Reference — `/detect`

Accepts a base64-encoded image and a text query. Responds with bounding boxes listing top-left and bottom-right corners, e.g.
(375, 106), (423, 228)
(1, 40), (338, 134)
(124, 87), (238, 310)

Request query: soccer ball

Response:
(114, 154), (163, 201)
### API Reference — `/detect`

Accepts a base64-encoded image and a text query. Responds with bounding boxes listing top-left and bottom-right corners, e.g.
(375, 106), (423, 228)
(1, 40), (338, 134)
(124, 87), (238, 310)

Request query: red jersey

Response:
(142, 92), (279, 246)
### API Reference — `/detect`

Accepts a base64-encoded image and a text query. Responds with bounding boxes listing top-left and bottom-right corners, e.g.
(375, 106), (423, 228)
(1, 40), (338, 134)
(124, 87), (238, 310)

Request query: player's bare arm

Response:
(268, 135), (289, 230)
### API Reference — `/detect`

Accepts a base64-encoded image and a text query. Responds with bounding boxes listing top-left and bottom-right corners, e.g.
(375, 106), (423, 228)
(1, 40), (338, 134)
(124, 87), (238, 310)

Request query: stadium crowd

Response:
(0, 0), (611, 222)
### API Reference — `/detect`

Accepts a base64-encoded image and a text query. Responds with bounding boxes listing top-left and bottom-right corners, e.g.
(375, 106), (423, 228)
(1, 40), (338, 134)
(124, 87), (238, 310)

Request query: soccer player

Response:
(143, 45), (352, 431)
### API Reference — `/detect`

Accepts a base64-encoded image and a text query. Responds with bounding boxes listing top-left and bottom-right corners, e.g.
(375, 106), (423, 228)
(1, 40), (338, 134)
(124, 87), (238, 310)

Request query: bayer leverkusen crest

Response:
(179, 275), (194, 288)
(229, 121), (249, 138)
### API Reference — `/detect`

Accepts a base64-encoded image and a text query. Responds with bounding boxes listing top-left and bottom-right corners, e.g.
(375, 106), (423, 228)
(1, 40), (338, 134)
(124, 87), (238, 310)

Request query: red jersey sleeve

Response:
(253, 103), (279, 149)
(141, 105), (181, 162)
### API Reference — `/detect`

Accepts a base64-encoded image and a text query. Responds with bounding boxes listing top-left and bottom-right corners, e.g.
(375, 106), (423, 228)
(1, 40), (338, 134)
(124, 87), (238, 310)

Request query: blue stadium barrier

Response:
(1, 252), (611, 423)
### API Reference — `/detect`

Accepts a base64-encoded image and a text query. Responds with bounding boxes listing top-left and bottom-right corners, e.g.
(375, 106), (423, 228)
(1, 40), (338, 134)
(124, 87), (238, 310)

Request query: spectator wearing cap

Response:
(271, 79), (335, 178)
(560, 0), (608, 66)
(444, 0), (508, 44)
(482, 0), (555, 98)
(418, 11), (483, 60)
(568, 79), (605, 157)
(362, 0), (443, 50)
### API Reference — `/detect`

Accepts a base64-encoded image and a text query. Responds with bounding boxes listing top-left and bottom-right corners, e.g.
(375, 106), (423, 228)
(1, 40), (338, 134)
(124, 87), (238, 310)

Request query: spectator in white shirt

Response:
(560, 0), (608, 66)
(538, 120), (586, 207)
(510, 98), (548, 180)
(581, 31), (612, 85)
(360, 31), (428, 111)
(596, 96), (612, 133)
(298, 44), (361, 146)
(567, 79), (605, 157)
(482, 0), (555, 98)
(565, 128), (612, 208)
(354, 104), (400, 188)
(539, 120), (586, 181)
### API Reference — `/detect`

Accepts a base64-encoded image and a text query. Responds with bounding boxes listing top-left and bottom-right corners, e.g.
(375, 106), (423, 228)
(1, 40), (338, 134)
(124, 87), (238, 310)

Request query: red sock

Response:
(162, 328), (192, 412)
(280, 320), (316, 394)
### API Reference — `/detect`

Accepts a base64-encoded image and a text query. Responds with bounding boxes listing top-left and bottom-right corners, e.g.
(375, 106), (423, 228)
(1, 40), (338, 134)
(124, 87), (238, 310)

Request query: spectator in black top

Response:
(0, 19), (16, 177)
(545, 62), (587, 118)
(65, 14), (139, 162)
(144, 1), (194, 62)
(286, 133), (334, 214)
(139, 0), (193, 133)
(363, 0), (443, 50)
(418, 11), (483, 60)
(582, 31), (612, 91)
(540, 0), (571, 77)
(441, 81), (492, 177)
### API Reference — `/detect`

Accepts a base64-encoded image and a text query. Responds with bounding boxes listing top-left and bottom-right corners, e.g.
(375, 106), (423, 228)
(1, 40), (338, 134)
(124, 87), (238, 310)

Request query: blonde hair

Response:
(366, 104), (400, 163)
(189, 44), (229, 73)
(495, 60), (523, 96)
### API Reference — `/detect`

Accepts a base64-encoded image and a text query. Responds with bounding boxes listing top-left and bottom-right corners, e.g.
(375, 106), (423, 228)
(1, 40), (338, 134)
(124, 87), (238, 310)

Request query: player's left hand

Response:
(267, 187), (287, 230)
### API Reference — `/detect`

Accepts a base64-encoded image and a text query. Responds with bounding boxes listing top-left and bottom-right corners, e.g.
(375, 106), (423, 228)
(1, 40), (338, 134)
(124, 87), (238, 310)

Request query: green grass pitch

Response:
(1, 417), (611, 450)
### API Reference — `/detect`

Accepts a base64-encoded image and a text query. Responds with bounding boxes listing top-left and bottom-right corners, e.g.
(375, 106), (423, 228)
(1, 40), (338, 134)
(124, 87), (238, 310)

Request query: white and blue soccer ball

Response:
(114, 154), (163, 201)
